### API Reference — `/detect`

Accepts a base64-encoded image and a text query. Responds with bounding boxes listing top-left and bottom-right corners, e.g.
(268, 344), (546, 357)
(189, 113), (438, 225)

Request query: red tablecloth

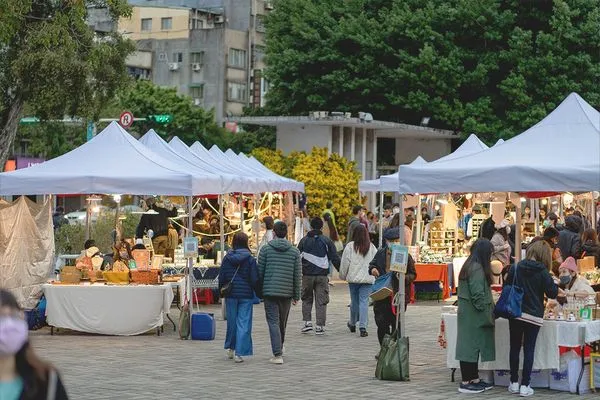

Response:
(412, 263), (450, 301)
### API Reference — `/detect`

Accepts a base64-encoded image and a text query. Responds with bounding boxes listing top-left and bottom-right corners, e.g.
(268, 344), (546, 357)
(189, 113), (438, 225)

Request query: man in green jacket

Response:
(258, 221), (301, 365)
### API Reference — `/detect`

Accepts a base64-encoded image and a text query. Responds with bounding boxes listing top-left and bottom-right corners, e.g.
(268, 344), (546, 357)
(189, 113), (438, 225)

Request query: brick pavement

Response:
(31, 283), (593, 399)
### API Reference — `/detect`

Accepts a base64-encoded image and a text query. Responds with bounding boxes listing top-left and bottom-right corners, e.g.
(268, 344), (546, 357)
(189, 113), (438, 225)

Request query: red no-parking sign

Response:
(119, 111), (134, 128)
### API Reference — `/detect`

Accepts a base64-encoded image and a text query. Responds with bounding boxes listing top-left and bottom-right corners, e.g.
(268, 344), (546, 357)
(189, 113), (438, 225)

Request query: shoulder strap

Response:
(47, 369), (57, 400)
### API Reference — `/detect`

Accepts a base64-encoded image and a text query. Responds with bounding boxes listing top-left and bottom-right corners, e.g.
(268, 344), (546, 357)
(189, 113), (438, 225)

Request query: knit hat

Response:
(560, 257), (578, 274)
(383, 227), (400, 241)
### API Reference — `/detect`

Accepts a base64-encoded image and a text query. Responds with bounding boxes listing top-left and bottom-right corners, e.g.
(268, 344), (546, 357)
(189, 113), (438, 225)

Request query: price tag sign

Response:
(183, 236), (199, 258)
(390, 244), (409, 273)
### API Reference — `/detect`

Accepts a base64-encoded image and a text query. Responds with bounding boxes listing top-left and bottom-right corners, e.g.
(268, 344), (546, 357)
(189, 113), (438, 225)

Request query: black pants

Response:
(509, 319), (541, 386)
(460, 361), (479, 382)
(374, 299), (398, 345)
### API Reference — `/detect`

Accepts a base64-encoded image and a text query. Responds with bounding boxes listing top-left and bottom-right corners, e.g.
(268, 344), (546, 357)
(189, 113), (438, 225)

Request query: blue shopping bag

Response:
(494, 263), (523, 319)
(370, 272), (394, 301)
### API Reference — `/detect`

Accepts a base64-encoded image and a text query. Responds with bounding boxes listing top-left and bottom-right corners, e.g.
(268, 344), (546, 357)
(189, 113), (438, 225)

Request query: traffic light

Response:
(148, 114), (173, 124)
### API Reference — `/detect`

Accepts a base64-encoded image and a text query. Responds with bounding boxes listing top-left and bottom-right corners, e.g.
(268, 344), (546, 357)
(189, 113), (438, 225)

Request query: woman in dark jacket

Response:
(369, 228), (417, 347)
(505, 240), (558, 397)
(582, 229), (600, 267)
(456, 239), (495, 394)
(0, 289), (69, 400)
(218, 232), (259, 363)
(558, 215), (583, 260)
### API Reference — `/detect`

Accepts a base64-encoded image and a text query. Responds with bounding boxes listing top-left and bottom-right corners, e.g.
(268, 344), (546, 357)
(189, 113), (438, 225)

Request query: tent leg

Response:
(398, 196), (406, 338)
(514, 195), (522, 263)
(239, 194), (244, 233)
(219, 195), (225, 262)
(378, 191), (384, 248)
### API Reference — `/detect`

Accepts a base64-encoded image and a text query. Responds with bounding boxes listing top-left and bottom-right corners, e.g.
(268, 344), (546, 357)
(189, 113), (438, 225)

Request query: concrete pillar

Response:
(350, 127), (356, 161)
(361, 128), (367, 179)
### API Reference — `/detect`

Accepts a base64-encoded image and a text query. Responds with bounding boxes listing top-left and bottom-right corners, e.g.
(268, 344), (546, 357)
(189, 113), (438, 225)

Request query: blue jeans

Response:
(509, 319), (541, 386)
(224, 298), (254, 356)
(348, 283), (372, 329)
(264, 296), (292, 357)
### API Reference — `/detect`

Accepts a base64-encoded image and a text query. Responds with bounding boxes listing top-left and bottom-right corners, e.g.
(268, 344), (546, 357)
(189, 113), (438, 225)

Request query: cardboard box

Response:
(494, 369), (549, 388)
(578, 256), (596, 273)
(549, 359), (590, 394)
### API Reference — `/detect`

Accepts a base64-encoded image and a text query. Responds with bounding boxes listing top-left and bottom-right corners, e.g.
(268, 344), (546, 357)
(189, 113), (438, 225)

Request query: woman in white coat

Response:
(339, 224), (378, 337)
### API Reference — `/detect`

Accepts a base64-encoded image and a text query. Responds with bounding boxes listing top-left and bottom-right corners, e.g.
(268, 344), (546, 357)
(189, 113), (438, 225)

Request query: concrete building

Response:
(107, 0), (271, 124)
(237, 115), (457, 207)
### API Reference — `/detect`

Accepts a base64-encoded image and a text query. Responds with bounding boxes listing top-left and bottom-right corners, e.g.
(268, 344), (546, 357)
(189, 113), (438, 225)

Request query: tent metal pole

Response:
(378, 191), (384, 248)
(515, 195), (522, 263)
(187, 195), (193, 328)
(239, 194), (244, 233)
(415, 194), (422, 244)
(85, 198), (91, 241)
(398, 196), (406, 338)
(219, 195), (225, 262)
(254, 194), (261, 248)
(533, 199), (539, 236)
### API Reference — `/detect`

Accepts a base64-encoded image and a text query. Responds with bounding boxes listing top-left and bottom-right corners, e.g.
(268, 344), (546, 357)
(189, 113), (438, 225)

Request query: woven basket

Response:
(103, 271), (130, 284)
(61, 266), (82, 284)
(130, 270), (159, 285)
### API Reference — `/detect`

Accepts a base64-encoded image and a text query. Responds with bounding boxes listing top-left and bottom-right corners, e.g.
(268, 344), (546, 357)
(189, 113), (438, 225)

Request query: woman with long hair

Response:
(456, 238), (495, 394)
(582, 228), (600, 268)
(218, 232), (259, 363)
(506, 240), (558, 397)
(0, 289), (68, 399)
(339, 224), (377, 337)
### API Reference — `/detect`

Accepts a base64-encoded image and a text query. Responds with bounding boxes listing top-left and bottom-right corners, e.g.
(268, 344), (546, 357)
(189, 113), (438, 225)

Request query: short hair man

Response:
(297, 217), (341, 335)
(257, 221), (301, 365)
(346, 205), (364, 244)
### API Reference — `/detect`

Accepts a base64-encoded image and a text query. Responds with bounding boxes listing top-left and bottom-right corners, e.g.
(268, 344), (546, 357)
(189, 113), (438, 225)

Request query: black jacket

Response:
(505, 259), (558, 319)
(297, 230), (341, 275)
(135, 205), (178, 238)
(558, 215), (583, 260)
(583, 239), (600, 268)
(369, 247), (417, 306)
(19, 369), (69, 400)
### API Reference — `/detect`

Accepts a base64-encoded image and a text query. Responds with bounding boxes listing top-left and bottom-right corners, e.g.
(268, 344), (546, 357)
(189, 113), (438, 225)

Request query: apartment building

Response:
(99, 0), (272, 124)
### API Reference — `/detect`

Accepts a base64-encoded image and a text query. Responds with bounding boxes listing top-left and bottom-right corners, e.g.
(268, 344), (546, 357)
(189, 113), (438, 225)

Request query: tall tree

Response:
(113, 80), (232, 148)
(0, 0), (134, 167)
(265, 0), (600, 143)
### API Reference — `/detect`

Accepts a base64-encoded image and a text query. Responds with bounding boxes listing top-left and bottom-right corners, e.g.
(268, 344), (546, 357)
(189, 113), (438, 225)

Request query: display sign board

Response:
(183, 236), (199, 258)
(390, 244), (409, 273)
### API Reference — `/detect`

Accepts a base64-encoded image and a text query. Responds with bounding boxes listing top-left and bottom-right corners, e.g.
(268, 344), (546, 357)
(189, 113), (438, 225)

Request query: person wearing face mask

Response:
(490, 220), (511, 268)
(556, 257), (595, 298)
(0, 289), (69, 400)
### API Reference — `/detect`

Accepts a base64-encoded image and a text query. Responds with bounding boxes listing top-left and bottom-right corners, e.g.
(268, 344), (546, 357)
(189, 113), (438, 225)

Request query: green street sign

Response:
(148, 114), (173, 124)
(20, 117), (40, 124)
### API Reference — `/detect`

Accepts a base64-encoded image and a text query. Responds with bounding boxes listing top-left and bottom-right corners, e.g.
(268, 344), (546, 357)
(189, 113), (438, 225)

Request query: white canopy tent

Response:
(139, 130), (247, 194)
(0, 122), (225, 195)
(169, 137), (273, 193)
(398, 93), (600, 194)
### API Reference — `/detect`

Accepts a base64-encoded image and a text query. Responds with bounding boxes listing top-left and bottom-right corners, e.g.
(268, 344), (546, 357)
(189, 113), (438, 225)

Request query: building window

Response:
(141, 18), (152, 32)
(191, 18), (203, 30)
(172, 52), (183, 63)
(190, 85), (204, 99)
(255, 15), (266, 33)
(127, 66), (151, 80)
(228, 82), (247, 102)
(161, 17), (173, 30)
(228, 48), (246, 68)
(253, 45), (265, 64)
(190, 52), (204, 64)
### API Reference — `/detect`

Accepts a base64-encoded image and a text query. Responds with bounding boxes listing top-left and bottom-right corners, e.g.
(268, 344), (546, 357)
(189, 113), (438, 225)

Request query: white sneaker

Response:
(315, 325), (325, 335)
(519, 385), (534, 397)
(226, 349), (234, 360)
(508, 382), (520, 394)
(269, 356), (284, 365)
(234, 355), (243, 363)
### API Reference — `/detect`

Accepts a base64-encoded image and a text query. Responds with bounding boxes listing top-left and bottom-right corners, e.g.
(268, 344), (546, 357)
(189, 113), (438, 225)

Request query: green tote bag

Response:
(375, 331), (410, 381)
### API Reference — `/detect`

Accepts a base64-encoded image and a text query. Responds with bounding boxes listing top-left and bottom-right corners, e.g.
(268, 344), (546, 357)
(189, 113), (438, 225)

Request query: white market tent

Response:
(139, 130), (246, 194)
(358, 134), (489, 193)
(398, 93), (600, 194)
(169, 137), (272, 193)
(0, 122), (225, 195)
(241, 153), (304, 192)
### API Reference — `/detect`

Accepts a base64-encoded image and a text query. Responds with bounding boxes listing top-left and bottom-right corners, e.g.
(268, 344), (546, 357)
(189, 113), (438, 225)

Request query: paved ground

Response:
(31, 283), (594, 399)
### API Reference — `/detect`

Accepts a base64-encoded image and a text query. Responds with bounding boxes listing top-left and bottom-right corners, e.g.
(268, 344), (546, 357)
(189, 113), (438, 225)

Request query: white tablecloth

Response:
(164, 278), (186, 305)
(43, 284), (174, 336)
(443, 313), (600, 370)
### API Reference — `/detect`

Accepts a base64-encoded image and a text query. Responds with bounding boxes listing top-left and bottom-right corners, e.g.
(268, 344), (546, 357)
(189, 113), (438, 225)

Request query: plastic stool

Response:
(193, 288), (214, 305)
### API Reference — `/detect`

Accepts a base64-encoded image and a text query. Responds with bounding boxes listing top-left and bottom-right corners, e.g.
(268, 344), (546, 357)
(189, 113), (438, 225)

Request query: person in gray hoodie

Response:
(257, 221), (301, 365)
(346, 205), (364, 245)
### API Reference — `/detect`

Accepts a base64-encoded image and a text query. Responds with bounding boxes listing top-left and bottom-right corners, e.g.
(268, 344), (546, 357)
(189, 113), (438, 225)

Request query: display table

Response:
(43, 283), (174, 336)
(413, 263), (451, 300)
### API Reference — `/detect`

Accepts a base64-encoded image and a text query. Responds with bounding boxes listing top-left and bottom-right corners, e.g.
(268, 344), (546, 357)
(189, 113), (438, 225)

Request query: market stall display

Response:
(43, 283), (174, 336)
(413, 263), (451, 300)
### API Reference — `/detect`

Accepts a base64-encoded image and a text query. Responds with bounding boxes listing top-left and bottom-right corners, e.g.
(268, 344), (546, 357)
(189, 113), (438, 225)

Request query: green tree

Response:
(265, 0), (600, 143)
(0, 0), (134, 167)
(112, 80), (232, 148)
(16, 122), (86, 160)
